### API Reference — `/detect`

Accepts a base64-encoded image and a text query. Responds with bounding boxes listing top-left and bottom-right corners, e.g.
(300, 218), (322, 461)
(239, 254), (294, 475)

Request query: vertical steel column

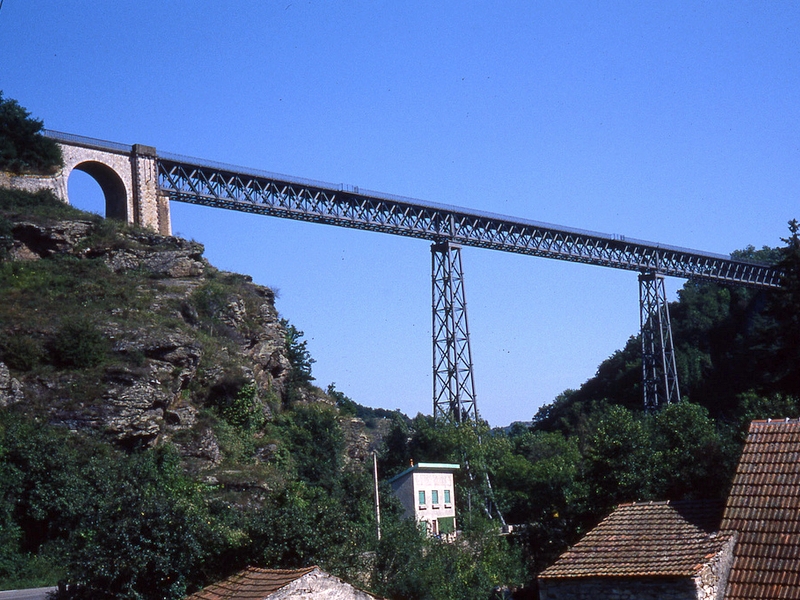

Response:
(431, 241), (478, 423)
(639, 271), (681, 410)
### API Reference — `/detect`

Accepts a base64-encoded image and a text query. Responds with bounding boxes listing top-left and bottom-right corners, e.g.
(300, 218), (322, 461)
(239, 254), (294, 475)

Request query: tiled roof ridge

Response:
(245, 565), (318, 575)
(184, 565), (321, 600)
(749, 418), (800, 425)
(617, 499), (714, 507)
(538, 499), (728, 580)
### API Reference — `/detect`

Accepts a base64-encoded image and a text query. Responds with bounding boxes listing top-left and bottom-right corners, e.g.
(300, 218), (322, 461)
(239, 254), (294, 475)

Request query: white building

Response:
(388, 462), (459, 536)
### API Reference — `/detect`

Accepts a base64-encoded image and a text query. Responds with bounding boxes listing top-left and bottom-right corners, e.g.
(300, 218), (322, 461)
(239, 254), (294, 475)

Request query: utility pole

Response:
(373, 452), (381, 542)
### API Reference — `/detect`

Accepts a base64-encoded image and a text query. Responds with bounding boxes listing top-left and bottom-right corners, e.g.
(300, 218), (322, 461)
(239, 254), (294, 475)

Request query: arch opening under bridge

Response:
(67, 160), (128, 220)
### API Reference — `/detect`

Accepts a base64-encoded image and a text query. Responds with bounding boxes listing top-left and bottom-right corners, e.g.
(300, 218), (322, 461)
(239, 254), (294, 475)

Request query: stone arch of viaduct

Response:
(0, 136), (171, 235)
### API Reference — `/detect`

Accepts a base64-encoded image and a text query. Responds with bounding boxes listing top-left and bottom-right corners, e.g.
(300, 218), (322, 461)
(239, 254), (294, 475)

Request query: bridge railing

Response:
(44, 130), (133, 154)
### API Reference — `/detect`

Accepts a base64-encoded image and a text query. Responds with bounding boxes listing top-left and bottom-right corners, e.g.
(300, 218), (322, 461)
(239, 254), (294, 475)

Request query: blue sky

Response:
(2, 2), (798, 426)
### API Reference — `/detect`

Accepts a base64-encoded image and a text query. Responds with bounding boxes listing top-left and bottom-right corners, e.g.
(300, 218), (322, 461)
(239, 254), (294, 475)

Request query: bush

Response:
(0, 334), (44, 371)
(0, 92), (63, 175)
(51, 320), (108, 368)
(217, 383), (266, 431)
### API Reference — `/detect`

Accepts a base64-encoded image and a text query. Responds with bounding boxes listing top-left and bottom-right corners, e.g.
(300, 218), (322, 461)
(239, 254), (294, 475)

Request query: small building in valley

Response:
(388, 462), (459, 537)
(537, 500), (736, 600)
(184, 565), (380, 599)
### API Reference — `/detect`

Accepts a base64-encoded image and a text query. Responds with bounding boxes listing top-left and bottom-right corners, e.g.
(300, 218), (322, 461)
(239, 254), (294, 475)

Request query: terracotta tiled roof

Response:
(721, 419), (800, 599)
(538, 500), (729, 579)
(185, 566), (318, 600)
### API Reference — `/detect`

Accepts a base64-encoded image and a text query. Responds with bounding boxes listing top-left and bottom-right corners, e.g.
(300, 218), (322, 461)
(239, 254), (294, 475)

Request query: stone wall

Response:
(538, 576), (700, 600)
(1, 141), (170, 236)
(272, 568), (378, 599)
(0, 170), (61, 196)
(694, 533), (737, 600)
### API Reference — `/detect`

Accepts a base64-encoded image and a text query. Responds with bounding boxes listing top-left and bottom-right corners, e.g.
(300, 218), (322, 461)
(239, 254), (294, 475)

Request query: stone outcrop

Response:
(0, 194), (385, 478)
(10, 220), (93, 258)
(342, 417), (372, 465)
(0, 362), (23, 407)
(0, 212), (292, 455)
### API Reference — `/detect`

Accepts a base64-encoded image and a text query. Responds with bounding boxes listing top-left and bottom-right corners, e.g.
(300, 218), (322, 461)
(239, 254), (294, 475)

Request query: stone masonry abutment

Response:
(0, 135), (171, 236)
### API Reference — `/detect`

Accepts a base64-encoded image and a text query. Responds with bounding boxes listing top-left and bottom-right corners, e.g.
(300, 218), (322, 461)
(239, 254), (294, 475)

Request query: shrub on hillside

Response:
(51, 320), (108, 369)
(0, 93), (63, 175)
(0, 335), (44, 372)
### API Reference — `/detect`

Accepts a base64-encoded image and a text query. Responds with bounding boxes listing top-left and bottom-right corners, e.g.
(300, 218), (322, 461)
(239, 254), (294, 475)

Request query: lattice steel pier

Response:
(639, 272), (681, 410)
(431, 242), (478, 423)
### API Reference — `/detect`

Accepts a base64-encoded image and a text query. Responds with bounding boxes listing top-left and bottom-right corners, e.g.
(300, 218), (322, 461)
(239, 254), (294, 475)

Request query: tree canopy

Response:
(0, 93), (62, 175)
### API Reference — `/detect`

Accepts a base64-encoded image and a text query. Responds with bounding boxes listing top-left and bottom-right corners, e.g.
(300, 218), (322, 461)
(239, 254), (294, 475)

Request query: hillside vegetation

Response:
(0, 186), (524, 600)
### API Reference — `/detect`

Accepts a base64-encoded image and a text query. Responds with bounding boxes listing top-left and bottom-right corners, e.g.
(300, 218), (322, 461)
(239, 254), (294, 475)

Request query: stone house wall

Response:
(693, 533), (737, 600)
(270, 568), (378, 599)
(538, 576), (700, 600)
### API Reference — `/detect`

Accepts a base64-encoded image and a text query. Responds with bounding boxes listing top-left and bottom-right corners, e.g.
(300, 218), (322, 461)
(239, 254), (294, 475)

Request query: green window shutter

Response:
(444, 489), (451, 504)
(438, 516), (455, 534)
(418, 490), (426, 505)
(432, 490), (439, 504)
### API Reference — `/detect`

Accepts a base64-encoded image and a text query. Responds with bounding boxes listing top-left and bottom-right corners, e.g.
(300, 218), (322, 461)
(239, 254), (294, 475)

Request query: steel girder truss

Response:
(432, 242), (478, 423)
(639, 272), (681, 410)
(156, 156), (782, 290)
(154, 155), (781, 415)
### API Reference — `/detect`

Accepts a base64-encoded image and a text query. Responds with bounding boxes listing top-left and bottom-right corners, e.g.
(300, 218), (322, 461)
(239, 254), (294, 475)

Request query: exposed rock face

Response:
(342, 417), (372, 466)
(173, 426), (222, 467)
(100, 236), (206, 278)
(0, 214), (291, 453)
(0, 362), (23, 407)
(11, 220), (93, 258)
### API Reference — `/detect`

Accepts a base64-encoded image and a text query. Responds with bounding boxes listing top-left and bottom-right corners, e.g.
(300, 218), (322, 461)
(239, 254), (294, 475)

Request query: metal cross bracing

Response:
(639, 272), (681, 410)
(432, 242), (478, 423)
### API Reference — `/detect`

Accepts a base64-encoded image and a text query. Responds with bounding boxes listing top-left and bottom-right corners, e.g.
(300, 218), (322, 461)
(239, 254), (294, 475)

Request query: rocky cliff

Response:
(0, 188), (302, 465)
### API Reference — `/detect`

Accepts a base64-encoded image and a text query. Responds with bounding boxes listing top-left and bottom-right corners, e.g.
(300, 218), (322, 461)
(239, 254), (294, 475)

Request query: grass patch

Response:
(0, 188), (87, 223)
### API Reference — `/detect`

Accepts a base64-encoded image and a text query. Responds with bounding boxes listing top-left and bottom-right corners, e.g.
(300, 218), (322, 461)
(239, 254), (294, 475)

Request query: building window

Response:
(431, 490), (439, 506)
(418, 490), (426, 506)
(444, 489), (451, 505)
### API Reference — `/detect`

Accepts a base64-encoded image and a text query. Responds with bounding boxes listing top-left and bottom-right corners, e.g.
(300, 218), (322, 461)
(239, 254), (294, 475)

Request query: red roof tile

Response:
(185, 566), (318, 600)
(721, 419), (800, 600)
(538, 500), (729, 579)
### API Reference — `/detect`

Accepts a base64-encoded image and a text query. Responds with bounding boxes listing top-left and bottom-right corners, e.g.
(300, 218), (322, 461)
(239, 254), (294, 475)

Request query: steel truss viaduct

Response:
(156, 152), (782, 418)
(44, 132), (784, 420)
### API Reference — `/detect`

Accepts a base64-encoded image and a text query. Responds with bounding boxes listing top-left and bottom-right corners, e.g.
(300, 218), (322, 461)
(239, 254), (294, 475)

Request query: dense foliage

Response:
(0, 93), (62, 175)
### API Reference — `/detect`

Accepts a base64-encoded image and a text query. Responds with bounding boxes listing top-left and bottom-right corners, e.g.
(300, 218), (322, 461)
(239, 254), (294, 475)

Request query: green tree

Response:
(648, 401), (729, 500)
(58, 446), (211, 600)
(758, 219), (800, 396)
(582, 405), (651, 509)
(281, 319), (315, 405)
(495, 430), (583, 574)
(0, 92), (62, 174)
(280, 404), (344, 490)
